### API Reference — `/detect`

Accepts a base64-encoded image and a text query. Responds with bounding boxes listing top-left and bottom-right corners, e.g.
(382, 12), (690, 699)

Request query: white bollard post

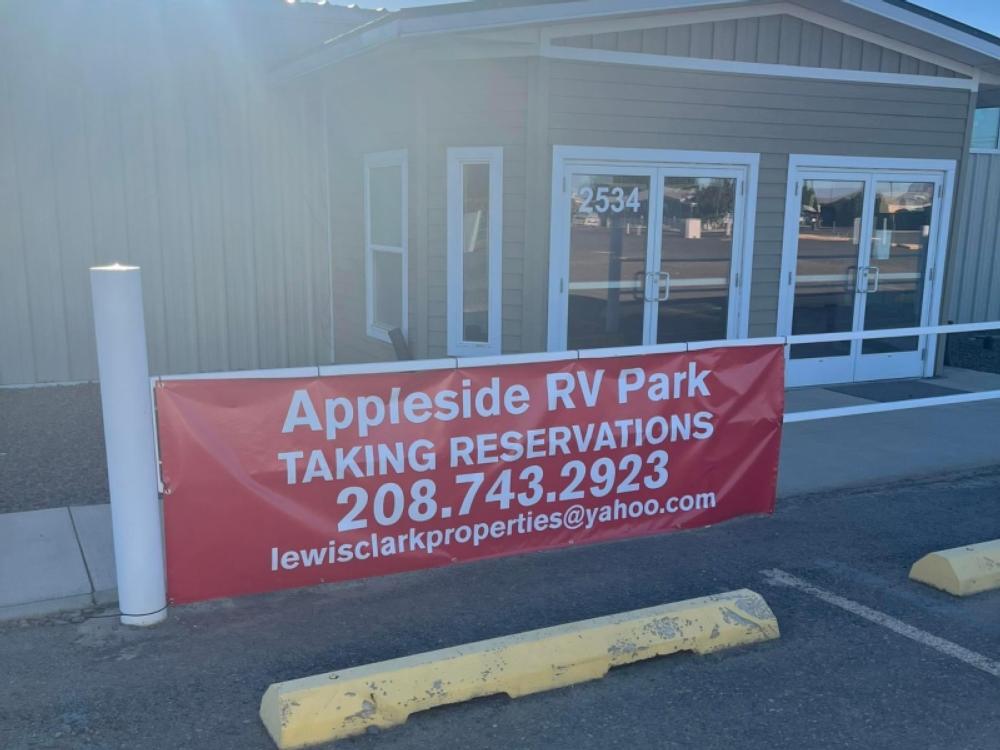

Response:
(90, 264), (167, 626)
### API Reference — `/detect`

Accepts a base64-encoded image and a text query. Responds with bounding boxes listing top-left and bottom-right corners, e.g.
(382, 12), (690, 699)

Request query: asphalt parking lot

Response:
(2, 465), (999, 750)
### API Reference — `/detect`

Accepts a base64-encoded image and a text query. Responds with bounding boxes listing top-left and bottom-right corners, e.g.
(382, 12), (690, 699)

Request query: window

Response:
(365, 151), (408, 342)
(972, 108), (1000, 151)
(447, 147), (503, 356)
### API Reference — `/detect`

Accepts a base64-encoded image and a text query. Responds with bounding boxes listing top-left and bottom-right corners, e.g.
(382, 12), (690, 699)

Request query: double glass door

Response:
(783, 169), (944, 386)
(555, 162), (749, 350)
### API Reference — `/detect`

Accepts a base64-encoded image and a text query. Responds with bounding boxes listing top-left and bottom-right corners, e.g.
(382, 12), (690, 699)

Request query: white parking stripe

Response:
(761, 568), (1000, 678)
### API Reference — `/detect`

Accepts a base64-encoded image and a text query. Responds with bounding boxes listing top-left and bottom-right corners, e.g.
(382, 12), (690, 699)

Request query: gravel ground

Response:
(0, 383), (108, 513)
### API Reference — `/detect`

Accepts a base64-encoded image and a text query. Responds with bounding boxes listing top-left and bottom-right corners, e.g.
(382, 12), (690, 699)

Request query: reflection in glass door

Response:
(853, 178), (937, 381)
(556, 158), (751, 352)
(656, 175), (738, 344)
(783, 167), (943, 386)
(860, 181), (934, 352)
(788, 178), (867, 384)
(565, 171), (653, 350)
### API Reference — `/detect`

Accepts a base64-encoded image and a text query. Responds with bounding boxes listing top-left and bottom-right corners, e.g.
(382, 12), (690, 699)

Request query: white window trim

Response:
(447, 147), (504, 357)
(546, 145), (760, 352)
(776, 154), (958, 380)
(364, 150), (408, 344)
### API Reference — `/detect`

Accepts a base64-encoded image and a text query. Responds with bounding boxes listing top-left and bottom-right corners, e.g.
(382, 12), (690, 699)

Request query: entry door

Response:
(782, 169), (945, 386)
(553, 162), (748, 351)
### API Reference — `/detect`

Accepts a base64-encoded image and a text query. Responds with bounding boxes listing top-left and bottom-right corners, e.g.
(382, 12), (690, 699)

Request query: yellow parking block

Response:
(259, 589), (779, 749)
(910, 539), (1000, 596)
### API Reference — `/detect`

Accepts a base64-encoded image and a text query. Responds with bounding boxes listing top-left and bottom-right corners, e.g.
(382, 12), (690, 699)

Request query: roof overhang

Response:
(274, 0), (1000, 83)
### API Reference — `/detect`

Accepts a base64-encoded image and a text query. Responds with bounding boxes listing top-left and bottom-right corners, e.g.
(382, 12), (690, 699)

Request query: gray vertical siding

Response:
(948, 152), (1000, 323)
(0, 1), (363, 385)
(553, 14), (965, 78)
(540, 61), (971, 336)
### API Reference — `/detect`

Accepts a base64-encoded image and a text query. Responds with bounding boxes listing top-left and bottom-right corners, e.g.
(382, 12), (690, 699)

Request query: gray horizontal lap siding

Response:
(421, 59), (531, 358)
(545, 61), (971, 336)
(322, 57), (530, 363)
(552, 14), (966, 78)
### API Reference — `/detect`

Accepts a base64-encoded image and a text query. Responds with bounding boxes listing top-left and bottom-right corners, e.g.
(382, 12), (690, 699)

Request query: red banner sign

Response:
(156, 345), (784, 603)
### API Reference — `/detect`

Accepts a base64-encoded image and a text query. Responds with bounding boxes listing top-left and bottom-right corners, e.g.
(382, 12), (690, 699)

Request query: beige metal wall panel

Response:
(3, 12), (72, 384)
(0, 0), (366, 385)
(0, 65), (37, 386)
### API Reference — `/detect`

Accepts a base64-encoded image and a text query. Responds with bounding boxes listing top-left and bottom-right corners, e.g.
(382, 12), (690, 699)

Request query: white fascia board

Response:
(841, 0), (1000, 61)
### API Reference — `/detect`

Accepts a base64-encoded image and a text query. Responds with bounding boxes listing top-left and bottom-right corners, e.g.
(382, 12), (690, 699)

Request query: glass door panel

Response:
(860, 180), (935, 355)
(790, 179), (866, 360)
(566, 172), (652, 349)
(655, 175), (736, 344)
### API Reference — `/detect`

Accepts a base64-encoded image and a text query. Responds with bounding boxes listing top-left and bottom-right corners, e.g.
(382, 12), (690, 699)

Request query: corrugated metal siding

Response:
(0, 1), (363, 385)
(542, 61), (972, 335)
(948, 152), (1000, 323)
(552, 14), (966, 78)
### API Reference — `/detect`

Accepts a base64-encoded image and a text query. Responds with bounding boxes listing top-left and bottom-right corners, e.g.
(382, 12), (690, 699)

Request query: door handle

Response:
(867, 266), (880, 293)
(656, 271), (670, 302)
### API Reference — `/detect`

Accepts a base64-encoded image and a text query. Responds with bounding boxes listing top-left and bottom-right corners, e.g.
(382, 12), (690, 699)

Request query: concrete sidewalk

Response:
(3, 367), (1000, 621)
(0, 504), (116, 620)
